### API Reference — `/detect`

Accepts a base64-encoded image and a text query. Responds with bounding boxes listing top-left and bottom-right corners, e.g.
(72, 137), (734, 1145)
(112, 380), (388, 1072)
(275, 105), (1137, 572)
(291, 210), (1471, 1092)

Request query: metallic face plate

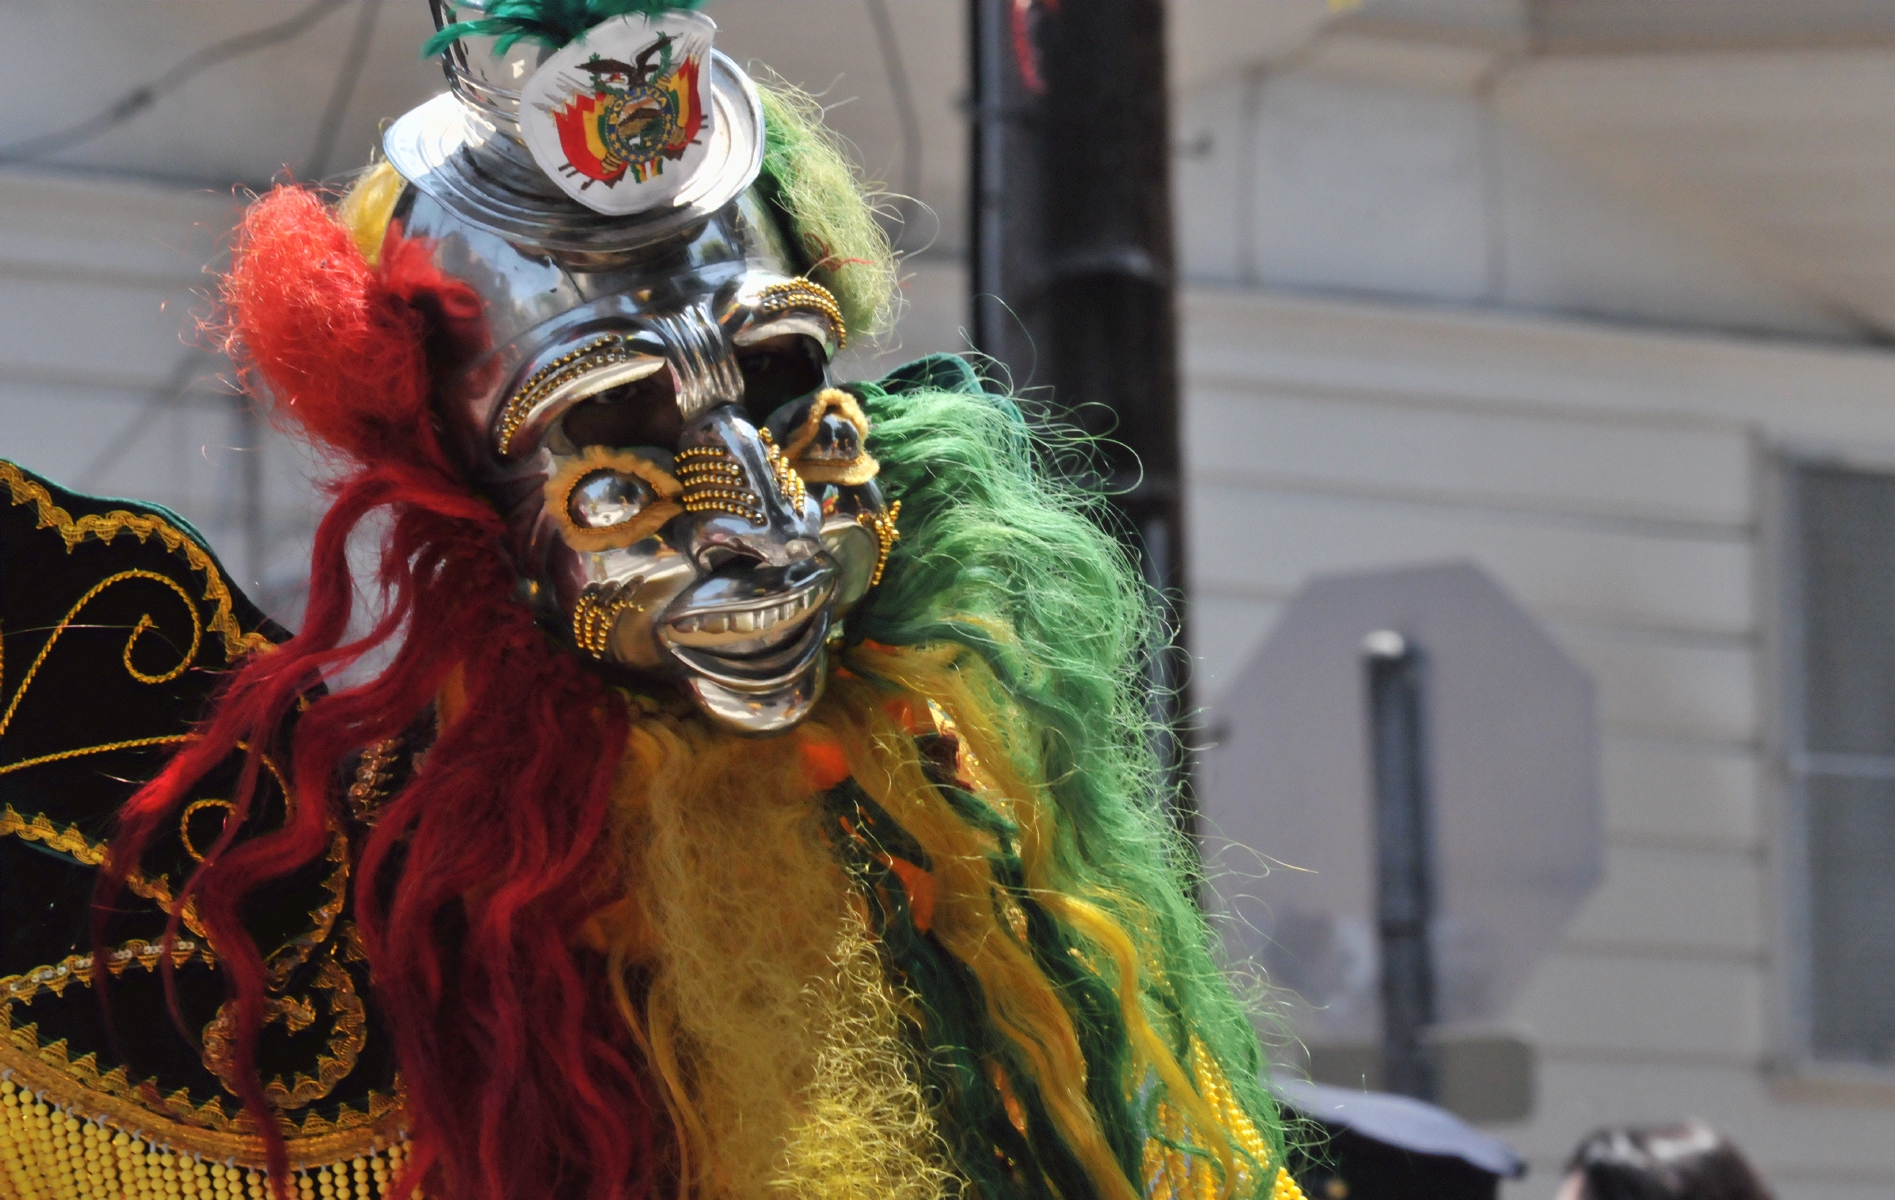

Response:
(392, 170), (886, 734)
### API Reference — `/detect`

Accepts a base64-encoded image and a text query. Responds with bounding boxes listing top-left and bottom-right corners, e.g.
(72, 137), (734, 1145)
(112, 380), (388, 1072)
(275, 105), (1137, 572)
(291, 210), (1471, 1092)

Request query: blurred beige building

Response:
(4, 1), (1895, 1197)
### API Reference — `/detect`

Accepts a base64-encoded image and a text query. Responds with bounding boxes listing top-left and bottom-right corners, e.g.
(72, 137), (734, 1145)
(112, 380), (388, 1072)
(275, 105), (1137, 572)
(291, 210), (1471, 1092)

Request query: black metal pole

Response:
(1364, 630), (1437, 1101)
(969, 0), (1191, 829)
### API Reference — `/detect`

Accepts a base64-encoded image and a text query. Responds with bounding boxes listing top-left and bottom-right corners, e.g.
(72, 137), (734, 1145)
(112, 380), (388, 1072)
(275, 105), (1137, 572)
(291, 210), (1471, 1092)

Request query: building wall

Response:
(0, 172), (326, 624)
(1181, 287), (1895, 1200)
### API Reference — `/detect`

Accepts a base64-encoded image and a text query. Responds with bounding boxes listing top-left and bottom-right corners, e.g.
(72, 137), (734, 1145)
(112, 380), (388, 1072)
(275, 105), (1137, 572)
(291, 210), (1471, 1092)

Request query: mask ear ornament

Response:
(545, 445), (684, 552)
(784, 387), (878, 486)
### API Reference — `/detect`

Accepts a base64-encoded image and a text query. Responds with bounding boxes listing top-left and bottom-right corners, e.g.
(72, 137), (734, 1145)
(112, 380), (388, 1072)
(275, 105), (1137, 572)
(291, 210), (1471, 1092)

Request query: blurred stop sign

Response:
(1199, 561), (1601, 1045)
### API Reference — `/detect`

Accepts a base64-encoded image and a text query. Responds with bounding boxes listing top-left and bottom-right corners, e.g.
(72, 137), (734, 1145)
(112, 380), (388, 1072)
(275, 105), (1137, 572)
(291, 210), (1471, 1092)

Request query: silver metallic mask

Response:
(382, 4), (896, 734)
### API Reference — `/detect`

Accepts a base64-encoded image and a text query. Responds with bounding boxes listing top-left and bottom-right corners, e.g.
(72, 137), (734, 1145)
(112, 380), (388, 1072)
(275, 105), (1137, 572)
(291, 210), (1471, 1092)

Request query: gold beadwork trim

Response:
(757, 428), (809, 514)
(571, 584), (644, 659)
(782, 388), (879, 487)
(494, 335), (661, 457)
(857, 501), (901, 589)
(0, 1061), (407, 1173)
(675, 445), (764, 525)
(1140, 1041), (1307, 1200)
(0, 460), (272, 664)
(0, 1080), (419, 1200)
(544, 447), (684, 554)
(754, 278), (848, 348)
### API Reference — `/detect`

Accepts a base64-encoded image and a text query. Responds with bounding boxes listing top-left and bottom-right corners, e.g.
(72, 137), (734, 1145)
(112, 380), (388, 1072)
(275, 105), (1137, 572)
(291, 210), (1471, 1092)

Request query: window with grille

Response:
(1788, 463), (1895, 1065)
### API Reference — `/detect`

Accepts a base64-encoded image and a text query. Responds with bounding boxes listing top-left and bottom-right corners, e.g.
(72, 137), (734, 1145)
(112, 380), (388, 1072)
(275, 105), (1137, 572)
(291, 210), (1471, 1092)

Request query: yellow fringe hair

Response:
(588, 642), (1281, 1200)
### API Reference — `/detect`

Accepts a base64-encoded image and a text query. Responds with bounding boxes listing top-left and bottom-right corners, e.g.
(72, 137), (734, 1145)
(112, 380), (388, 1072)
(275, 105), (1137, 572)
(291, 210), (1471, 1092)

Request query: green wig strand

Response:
(756, 80), (899, 340)
(424, 0), (703, 57)
(850, 355), (1290, 1182)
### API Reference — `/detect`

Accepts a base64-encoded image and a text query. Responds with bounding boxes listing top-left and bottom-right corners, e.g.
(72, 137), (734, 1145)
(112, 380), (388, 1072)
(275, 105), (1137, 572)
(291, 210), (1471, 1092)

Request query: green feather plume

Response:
(424, 0), (704, 58)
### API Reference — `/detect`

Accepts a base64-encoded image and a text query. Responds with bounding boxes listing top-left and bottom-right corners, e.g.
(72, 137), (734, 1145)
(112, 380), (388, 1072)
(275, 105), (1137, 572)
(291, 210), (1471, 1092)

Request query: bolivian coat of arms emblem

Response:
(519, 11), (715, 215)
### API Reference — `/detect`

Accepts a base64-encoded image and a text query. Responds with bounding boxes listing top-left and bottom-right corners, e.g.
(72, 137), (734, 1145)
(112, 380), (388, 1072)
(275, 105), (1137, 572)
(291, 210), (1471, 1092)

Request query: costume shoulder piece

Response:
(0, 460), (405, 1181)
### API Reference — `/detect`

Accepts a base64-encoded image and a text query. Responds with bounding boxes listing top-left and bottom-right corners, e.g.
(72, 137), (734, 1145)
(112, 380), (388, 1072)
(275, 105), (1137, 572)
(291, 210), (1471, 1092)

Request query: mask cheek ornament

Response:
(509, 287), (897, 735)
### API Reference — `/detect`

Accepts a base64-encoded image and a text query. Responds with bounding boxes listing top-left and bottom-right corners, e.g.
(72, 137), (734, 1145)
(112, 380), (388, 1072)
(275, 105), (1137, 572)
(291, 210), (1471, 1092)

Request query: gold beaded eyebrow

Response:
(751, 278), (847, 348)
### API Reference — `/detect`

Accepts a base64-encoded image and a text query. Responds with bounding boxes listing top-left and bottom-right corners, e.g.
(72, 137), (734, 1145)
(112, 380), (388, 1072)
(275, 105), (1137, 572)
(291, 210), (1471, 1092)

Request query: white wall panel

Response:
(1511, 953), (1763, 1062)
(1551, 628), (1756, 744)
(1600, 740), (1762, 849)
(1564, 844), (1763, 956)
(0, 275), (201, 390)
(1188, 483), (1754, 635)
(1188, 384), (1753, 527)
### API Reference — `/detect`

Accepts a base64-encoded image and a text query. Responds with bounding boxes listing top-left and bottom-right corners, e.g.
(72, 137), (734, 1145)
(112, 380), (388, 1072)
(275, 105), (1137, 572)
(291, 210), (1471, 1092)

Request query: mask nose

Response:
(674, 405), (821, 570)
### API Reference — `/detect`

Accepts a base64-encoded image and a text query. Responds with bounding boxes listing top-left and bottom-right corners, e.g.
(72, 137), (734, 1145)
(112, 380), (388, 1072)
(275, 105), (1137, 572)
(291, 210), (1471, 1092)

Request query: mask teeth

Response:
(675, 445), (765, 525)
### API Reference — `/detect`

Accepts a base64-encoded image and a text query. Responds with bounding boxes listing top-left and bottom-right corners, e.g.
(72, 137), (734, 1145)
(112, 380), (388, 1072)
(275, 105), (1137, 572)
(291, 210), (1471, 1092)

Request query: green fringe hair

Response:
(848, 355), (1290, 1194)
(425, 0), (704, 57)
(755, 80), (898, 340)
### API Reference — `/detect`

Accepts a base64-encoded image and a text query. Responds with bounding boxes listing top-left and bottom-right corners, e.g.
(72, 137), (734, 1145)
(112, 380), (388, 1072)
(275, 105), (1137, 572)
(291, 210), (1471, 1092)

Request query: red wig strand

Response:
(99, 188), (668, 1200)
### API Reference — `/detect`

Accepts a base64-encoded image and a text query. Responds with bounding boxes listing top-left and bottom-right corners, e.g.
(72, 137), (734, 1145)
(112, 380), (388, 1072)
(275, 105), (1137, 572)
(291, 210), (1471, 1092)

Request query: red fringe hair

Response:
(98, 188), (668, 1200)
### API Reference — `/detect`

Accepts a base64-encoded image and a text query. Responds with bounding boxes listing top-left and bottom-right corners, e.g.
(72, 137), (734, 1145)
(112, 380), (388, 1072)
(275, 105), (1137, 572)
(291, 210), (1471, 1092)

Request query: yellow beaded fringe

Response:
(0, 1082), (417, 1200)
(1139, 1043), (1306, 1200)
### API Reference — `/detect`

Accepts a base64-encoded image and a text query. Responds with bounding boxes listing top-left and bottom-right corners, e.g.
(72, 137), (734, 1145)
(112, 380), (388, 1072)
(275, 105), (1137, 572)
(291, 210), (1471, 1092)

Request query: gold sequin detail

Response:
(754, 279), (848, 349)
(345, 740), (399, 827)
(201, 955), (366, 1112)
(1, 952), (404, 1167)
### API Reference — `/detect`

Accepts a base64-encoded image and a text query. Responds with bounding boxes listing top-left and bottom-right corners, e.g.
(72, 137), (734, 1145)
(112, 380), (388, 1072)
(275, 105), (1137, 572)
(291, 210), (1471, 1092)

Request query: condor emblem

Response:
(519, 11), (715, 216)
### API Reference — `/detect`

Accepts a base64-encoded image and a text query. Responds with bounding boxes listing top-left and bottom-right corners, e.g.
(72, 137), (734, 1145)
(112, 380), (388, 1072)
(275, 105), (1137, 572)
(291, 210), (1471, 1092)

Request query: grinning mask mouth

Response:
(385, 16), (896, 734)
(422, 210), (897, 736)
(506, 267), (894, 735)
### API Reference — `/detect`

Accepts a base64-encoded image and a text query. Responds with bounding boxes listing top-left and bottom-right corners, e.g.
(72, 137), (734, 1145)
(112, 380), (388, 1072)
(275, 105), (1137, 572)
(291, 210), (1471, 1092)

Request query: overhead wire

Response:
(863, 0), (924, 251)
(51, 0), (379, 606)
(306, 0), (387, 179)
(0, 0), (352, 165)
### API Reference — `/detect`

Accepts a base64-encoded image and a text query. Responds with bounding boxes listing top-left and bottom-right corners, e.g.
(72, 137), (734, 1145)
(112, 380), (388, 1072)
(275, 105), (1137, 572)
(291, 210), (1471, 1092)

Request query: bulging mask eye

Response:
(569, 469), (657, 529)
(560, 370), (683, 451)
(546, 447), (684, 552)
(737, 333), (827, 424)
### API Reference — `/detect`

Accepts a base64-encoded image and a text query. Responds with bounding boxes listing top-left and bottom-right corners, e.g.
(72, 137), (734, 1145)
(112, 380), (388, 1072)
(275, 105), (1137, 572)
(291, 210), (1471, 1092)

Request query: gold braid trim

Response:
(0, 570), (202, 747)
(0, 459), (273, 664)
(0, 943), (405, 1166)
(0, 804), (204, 937)
(202, 955), (366, 1113)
